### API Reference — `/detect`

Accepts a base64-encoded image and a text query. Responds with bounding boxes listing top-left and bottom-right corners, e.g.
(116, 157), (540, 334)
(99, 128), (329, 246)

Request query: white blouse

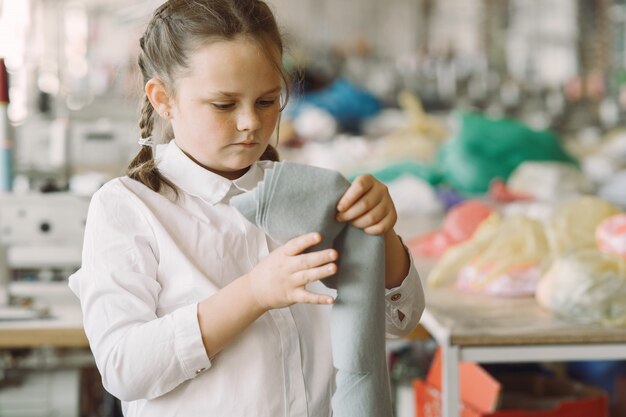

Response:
(69, 140), (424, 417)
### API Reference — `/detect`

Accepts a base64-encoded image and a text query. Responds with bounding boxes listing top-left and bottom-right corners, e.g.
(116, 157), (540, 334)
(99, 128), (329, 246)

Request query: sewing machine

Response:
(0, 192), (88, 316)
(0, 192), (91, 417)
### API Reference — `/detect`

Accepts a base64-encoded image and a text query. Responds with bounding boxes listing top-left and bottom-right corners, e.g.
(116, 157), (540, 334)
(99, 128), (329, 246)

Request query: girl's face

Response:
(169, 36), (282, 180)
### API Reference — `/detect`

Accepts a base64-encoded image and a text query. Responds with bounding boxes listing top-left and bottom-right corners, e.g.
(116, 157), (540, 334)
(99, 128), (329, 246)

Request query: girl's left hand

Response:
(336, 174), (397, 235)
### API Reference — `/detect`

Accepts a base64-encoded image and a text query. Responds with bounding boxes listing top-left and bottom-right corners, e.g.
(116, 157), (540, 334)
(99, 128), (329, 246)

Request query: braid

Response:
(138, 93), (155, 139)
(127, 89), (178, 197)
(127, 95), (158, 189)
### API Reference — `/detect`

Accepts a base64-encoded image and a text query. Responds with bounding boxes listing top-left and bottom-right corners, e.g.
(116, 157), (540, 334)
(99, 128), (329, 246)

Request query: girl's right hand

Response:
(245, 232), (337, 311)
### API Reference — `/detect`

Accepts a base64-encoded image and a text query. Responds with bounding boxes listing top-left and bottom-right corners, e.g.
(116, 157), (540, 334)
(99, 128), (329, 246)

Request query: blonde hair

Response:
(127, 0), (289, 194)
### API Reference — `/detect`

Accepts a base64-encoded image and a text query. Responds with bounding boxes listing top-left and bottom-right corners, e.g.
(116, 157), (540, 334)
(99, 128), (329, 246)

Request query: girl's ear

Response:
(145, 78), (172, 119)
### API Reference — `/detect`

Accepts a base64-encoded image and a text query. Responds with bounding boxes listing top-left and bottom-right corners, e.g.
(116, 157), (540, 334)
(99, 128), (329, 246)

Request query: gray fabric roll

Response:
(231, 161), (392, 417)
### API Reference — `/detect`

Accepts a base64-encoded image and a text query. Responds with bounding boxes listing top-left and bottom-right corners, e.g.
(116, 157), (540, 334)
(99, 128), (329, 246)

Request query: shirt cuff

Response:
(172, 303), (212, 379)
(384, 251), (424, 334)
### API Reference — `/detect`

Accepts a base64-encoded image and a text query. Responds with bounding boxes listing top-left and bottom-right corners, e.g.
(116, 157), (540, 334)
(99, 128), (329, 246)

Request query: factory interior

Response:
(1, 0), (626, 416)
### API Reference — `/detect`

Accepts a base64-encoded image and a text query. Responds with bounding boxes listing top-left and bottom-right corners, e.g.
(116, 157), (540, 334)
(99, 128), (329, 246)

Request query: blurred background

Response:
(2, 0), (626, 416)
(2, 0), (626, 189)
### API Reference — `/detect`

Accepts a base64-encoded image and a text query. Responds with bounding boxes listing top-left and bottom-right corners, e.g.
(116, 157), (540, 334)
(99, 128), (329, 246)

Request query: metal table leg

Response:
(442, 344), (460, 417)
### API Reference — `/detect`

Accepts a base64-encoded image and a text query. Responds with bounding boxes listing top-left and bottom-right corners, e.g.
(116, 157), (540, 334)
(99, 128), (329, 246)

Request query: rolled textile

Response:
(231, 161), (391, 417)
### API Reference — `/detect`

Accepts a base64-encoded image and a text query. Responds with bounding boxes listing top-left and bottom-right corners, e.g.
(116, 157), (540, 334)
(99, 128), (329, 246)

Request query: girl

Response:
(69, 0), (424, 416)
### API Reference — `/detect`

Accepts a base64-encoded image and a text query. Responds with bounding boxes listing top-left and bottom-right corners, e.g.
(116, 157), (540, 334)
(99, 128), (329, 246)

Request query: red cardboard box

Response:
(414, 349), (608, 417)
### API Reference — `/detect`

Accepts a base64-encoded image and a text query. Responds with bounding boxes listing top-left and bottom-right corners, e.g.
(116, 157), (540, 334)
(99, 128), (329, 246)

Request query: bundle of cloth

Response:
(408, 200), (493, 259)
(425, 196), (626, 305)
(231, 161), (392, 417)
(436, 112), (577, 194)
(426, 213), (549, 297)
(536, 201), (626, 327)
(377, 90), (449, 164)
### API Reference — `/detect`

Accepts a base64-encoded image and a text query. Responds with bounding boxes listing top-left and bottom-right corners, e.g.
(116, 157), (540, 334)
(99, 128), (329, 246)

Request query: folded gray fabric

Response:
(231, 161), (392, 417)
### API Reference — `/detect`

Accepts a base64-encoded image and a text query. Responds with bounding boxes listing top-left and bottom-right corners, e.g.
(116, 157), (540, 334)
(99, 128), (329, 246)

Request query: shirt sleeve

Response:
(68, 182), (211, 402)
(383, 246), (425, 338)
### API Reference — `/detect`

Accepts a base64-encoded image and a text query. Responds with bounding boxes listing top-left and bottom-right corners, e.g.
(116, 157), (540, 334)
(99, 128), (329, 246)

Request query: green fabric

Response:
(348, 160), (443, 185)
(436, 112), (577, 193)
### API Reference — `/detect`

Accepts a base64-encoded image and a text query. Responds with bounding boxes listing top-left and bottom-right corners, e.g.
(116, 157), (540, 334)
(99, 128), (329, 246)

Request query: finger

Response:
(349, 201), (388, 230)
(336, 191), (381, 222)
(296, 249), (338, 271)
(363, 212), (397, 235)
(293, 262), (337, 286)
(336, 175), (375, 213)
(283, 232), (322, 256)
(292, 288), (335, 305)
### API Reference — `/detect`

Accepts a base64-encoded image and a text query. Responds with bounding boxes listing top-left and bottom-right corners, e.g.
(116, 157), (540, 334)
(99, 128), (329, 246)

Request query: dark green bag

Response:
(437, 112), (577, 193)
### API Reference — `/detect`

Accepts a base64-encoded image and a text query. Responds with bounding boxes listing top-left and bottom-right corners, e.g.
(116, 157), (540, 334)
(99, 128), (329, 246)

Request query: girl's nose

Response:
(236, 108), (261, 132)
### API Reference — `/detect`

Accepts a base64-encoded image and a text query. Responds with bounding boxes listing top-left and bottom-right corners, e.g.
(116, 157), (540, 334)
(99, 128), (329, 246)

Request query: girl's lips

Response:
(233, 142), (258, 147)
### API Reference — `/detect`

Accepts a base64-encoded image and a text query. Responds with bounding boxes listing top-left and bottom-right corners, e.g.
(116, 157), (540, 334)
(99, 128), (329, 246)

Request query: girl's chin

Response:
(210, 161), (255, 180)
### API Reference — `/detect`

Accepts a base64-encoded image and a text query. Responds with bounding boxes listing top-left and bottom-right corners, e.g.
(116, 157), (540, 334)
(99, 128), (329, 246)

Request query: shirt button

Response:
(391, 293), (402, 302)
(195, 368), (206, 375)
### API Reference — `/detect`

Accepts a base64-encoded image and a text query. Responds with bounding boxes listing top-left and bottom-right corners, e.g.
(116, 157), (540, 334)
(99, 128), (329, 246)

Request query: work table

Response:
(0, 282), (88, 348)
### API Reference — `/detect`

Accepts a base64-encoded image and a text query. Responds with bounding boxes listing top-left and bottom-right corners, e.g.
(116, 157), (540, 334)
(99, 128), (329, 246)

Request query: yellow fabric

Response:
(471, 216), (549, 287)
(379, 91), (448, 163)
(546, 196), (621, 258)
(427, 213), (501, 287)
(428, 214), (549, 289)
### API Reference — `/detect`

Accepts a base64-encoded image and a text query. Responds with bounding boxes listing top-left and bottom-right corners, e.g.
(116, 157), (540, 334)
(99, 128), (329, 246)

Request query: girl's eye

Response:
(257, 99), (277, 107)
(212, 103), (235, 110)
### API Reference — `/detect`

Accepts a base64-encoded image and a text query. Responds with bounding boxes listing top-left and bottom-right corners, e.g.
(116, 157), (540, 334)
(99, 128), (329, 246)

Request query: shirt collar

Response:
(156, 139), (264, 205)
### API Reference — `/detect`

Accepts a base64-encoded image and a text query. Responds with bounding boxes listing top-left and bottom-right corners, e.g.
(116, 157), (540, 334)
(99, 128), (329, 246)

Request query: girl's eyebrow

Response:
(210, 86), (281, 98)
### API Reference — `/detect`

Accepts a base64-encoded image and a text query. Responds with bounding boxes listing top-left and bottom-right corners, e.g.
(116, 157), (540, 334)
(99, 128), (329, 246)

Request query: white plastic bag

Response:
(536, 249), (626, 326)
